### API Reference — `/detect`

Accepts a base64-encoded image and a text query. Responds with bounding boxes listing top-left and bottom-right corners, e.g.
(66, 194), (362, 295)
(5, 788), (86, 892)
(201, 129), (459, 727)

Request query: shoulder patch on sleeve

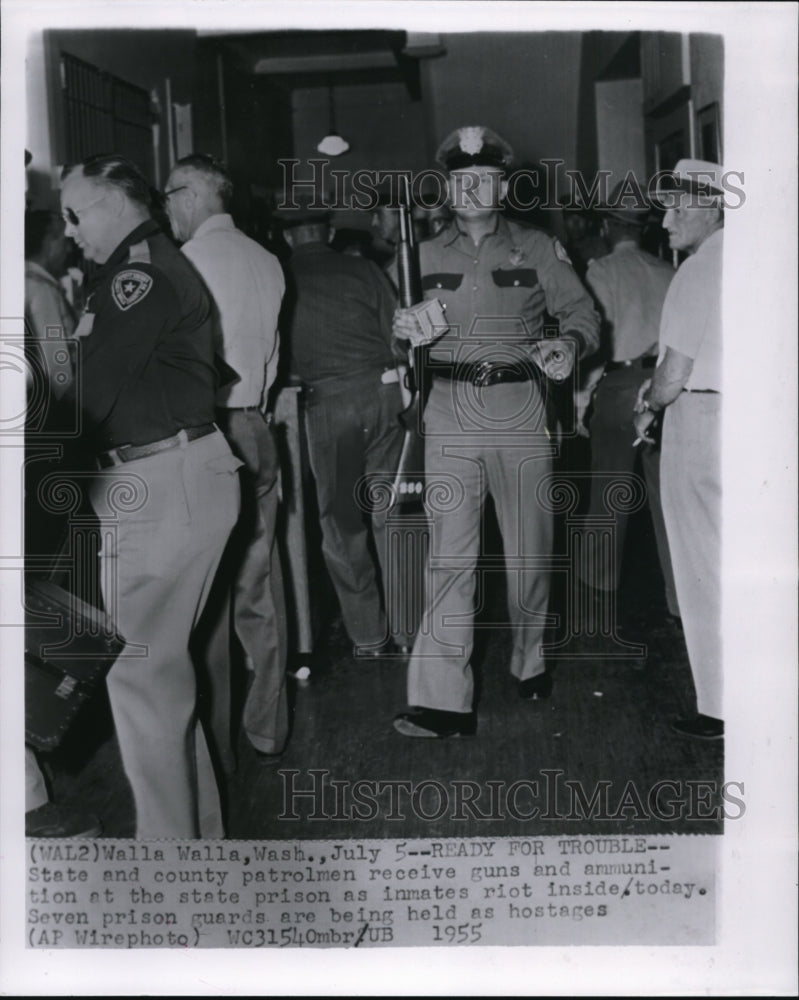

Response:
(553, 238), (572, 264)
(111, 269), (153, 311)
(127, 240), (152, 265)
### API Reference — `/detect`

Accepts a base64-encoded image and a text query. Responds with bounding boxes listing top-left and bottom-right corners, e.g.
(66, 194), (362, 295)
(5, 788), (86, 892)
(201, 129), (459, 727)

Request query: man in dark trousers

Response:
(60, 154), (241, 837)
(276, 200), (405, 658)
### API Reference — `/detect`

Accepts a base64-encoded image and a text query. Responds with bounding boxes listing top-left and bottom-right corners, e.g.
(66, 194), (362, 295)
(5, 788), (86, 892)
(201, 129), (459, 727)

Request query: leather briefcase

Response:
(25, 580), (124, 752)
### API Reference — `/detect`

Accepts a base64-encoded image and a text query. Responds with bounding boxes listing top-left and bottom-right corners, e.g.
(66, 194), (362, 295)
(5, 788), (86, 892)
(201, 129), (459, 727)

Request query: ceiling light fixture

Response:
(317, 84), (350, 156)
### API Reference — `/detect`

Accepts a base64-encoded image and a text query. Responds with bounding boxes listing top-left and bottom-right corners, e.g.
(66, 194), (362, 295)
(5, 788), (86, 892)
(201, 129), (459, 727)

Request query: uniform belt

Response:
(96, 423), (217, 468)
(432, 359), (537, 387)
(605, 356), (657, 373)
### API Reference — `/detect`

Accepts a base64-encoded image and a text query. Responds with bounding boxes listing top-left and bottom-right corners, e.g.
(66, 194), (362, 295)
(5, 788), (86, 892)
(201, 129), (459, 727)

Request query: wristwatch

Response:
(642, 395), (660, 413)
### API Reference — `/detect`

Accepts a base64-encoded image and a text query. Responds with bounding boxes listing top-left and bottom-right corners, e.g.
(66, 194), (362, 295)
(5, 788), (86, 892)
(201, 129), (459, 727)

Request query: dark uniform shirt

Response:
(68, 220), (217, 449)
(417, 216), (600, 363)
(281, 243), (397, 385)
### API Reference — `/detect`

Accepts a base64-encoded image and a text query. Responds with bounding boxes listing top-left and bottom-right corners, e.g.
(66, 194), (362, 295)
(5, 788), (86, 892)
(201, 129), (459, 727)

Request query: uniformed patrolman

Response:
(60, 154), (242, 836)
(633, 158), (725, 740)
(392, 126), (600, 738)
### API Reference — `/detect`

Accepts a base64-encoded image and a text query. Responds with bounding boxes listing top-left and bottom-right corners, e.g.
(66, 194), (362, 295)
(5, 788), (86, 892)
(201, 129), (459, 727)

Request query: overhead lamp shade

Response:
(317, 85), (349, 157)
(317, 132), (350, 156)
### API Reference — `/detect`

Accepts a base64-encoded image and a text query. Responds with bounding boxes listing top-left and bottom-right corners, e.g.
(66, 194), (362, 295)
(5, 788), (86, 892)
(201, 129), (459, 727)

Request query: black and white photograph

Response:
(1, 0), (796, 994)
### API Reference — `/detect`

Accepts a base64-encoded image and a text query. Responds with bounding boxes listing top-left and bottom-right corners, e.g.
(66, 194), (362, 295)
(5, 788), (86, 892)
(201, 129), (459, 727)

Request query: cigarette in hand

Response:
(632, 436), (643, 447)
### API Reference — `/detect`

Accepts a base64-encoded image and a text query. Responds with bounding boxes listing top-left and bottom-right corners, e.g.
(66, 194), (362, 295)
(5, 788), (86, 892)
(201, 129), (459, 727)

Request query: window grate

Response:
(60, 52), (152, 175)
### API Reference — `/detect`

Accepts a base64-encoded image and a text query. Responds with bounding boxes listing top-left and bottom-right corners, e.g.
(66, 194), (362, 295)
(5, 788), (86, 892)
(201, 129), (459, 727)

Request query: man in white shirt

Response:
(581, 187), (678, 617)
(634, 159), (724, 740)
(165, 154), (289, 768)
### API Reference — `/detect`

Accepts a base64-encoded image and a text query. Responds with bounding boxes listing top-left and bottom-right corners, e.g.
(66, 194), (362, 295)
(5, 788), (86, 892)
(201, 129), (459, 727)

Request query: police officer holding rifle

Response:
(392, 126), (600, 739)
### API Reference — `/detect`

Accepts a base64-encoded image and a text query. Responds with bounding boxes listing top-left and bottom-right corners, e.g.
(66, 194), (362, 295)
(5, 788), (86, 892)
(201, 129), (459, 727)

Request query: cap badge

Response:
(458, 126), (485, 155)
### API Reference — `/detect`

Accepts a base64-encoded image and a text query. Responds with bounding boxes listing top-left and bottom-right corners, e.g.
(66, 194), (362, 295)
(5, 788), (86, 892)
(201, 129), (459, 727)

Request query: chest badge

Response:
(112, 269), (153, 311)
(509, 247), (525, 267)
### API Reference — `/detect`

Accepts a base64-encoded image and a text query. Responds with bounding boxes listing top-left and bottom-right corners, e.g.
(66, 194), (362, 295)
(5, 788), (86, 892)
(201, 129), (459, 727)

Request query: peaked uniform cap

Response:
(435, 126), (514, 172)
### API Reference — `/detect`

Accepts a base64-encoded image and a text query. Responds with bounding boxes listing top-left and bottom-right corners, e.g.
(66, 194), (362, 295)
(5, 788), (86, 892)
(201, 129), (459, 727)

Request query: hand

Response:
(392, 307), (423, 345)
(534, 338), (576, 382)
(633, 378), (653, 414)
(633, 409), (657, 446)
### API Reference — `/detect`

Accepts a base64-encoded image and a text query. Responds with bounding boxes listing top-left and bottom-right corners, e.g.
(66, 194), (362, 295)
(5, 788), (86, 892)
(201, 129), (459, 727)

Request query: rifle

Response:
(391, 176), (446, 505)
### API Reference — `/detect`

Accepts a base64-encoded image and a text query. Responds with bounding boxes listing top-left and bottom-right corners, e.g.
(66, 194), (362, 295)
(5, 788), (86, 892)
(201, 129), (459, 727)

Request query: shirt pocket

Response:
(422, 272), (464, 292)
(491, 267), (539, 288)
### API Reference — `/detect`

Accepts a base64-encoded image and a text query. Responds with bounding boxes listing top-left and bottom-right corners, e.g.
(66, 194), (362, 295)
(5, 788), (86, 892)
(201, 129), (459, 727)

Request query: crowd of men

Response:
(24, 126), (725, 839)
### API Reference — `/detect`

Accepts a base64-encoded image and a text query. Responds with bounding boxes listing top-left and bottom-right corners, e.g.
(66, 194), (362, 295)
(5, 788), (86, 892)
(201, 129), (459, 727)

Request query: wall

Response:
(595, 78), (646, 187)
(26, 29), (199, 206)
(289, 80), (428, 229)
(690, 33), (724, 137)
(425, 32), (583, 171)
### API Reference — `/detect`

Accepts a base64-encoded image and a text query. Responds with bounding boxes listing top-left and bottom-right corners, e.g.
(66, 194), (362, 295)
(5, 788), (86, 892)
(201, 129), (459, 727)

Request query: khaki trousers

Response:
(90, 430), (241, 838)
(407, 378), (554, 714)
(661, 392), (722, 719)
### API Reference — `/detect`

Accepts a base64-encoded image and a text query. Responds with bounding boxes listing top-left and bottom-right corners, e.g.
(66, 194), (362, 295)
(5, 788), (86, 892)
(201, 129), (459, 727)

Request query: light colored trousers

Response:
(661, 392), (722, 719)
(407, 379), (554, 714)
(90, 430), (241, 839)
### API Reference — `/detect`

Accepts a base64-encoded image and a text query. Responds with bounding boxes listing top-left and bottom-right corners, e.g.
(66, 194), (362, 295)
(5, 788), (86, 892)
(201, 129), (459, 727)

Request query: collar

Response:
(442, 212), (506, 249)
(612, 239), (638, 253)
(25, 260), (62, 287)
(101, 219), (161, 274)
(191, 213), (236, 239)
(695, 227), (724, 256)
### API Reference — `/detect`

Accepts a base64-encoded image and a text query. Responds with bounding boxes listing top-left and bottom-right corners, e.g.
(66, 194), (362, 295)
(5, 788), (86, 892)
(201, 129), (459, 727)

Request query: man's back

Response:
(586, 243), (674, 360)
(181, 213), (284, 406)
(282, 242), (396, 384)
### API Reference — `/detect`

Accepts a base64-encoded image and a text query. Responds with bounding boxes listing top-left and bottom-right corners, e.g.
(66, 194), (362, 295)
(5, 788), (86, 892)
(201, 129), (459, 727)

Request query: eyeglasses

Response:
(61, 193), (109, 226)
(163, 185), (189, 199)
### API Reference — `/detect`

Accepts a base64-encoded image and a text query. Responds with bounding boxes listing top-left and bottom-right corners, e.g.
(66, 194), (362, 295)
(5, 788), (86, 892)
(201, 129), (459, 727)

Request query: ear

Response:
(499, 178), (509, 203)
(106, 185), (127, 218)
(327, 225), (336, 244)
(283, 228), (296, 248)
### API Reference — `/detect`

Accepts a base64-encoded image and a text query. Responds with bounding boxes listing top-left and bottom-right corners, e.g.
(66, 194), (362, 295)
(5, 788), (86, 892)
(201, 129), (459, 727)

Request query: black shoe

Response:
(671, 714), (724, 740)
(353, 639), (399, 659)
(25, 803), (102, 838)
(518, 672), (553, 701)
(393, 707), (476, 738)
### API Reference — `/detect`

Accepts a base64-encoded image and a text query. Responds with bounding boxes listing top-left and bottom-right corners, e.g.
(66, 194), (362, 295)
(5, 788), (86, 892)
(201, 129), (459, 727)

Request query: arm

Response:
(533, 236), (601, 380)
(632, 347), (694, 444)
(538, 236), (601, 360)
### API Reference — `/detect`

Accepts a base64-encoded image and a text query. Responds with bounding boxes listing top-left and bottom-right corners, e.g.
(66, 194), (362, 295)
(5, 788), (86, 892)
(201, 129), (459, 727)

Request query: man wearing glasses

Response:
(59, 153), (242, 838)
(163, 154), (289, 770)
